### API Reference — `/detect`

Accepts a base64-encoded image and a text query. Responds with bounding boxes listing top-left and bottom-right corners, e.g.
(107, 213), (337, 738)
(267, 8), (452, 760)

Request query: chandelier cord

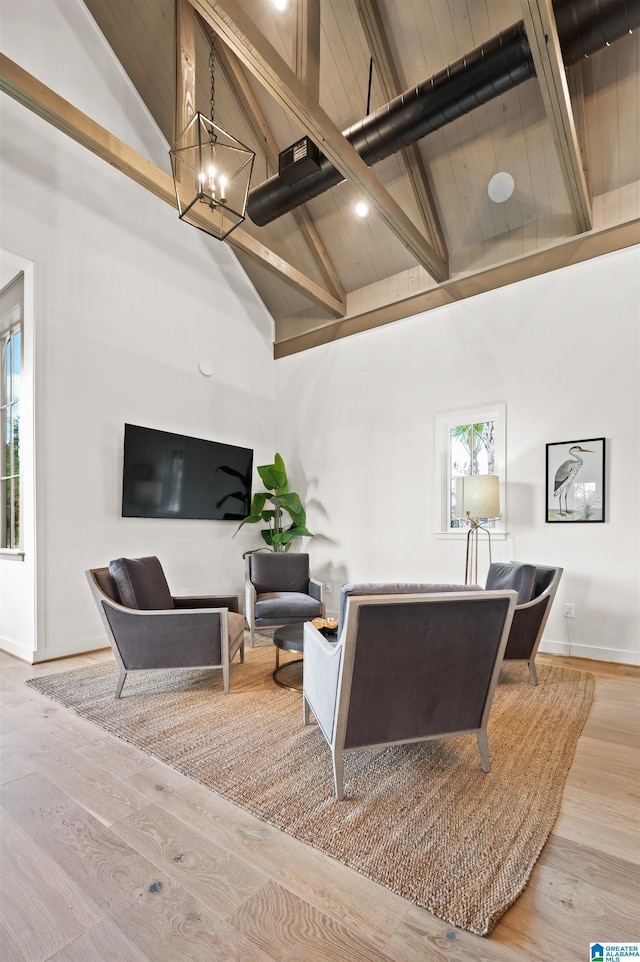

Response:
(209, 32), (216, 124)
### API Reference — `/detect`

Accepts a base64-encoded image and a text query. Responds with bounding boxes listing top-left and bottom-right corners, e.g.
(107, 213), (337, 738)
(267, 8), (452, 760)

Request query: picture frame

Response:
(545, 437), (605, 523)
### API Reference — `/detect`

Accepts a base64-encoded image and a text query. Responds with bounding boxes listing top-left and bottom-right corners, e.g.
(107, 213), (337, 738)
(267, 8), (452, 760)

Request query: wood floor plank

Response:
(2, 724), (151, 826)
(0, 745), (37, 784)
(112, 801), (268, 918)
(227, 877), (396, 962)
(0, 807), (104, 961)
(47, 919), (151, 962)
(0, 922), (27, 962)
(77, 731), (159, 779)
(539, 834), (640, 901)
(0, 772), (277, 962)
(496, 860), (638, 958)
(381, 904), (521, 962)
(126, 761), (410, 949)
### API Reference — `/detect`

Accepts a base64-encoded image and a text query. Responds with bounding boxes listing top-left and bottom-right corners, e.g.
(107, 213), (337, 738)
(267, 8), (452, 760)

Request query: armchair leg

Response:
(115, 668), (127, 699)
(528, 660), (539, 686)
(477, 730), (491, 773)
(222, 662), (230, 695)
(303, 695), (310, 726)
(332, 748), (345, 800)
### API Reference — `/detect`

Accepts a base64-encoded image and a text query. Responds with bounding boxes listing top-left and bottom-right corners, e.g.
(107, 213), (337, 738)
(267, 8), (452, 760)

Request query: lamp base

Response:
(465, 521), (493, 585)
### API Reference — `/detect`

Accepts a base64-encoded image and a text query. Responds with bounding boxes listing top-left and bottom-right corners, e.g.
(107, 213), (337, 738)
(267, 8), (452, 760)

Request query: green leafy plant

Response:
(234, 452), (313, 555)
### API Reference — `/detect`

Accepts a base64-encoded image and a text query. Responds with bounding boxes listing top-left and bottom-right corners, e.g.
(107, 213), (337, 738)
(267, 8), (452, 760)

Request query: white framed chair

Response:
(244, 552), (324, 646)
(87, 556), (245, 698)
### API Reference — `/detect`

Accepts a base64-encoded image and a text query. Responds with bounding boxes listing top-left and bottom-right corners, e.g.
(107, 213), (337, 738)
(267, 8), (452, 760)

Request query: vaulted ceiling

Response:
(59, 1), (640, 352)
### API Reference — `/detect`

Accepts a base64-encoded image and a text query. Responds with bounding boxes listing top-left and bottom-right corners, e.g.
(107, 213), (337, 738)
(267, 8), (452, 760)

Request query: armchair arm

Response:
(173, 594), (239, 612)
(309, 577), (324, 600)
(303, 622), (342, 742)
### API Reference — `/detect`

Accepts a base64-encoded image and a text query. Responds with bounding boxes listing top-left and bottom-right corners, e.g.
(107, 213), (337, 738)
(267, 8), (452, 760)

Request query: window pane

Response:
(449, 420), (496, 529)
(11, 329), (20, 403)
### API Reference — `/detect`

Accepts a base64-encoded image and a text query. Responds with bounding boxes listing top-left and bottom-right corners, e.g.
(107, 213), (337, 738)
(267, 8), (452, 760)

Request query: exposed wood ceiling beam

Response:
(274, 218), (640, 357)
(0, 52), (344, 317)
(294, 0), (320, 103)
(354, 0), (448, 267)
(521, 0), (592, 232)
(217, 41), (346, 304)
(190, 0), (449, 282)
(175, 0), (196, 142)
(567, 61), (592, 197)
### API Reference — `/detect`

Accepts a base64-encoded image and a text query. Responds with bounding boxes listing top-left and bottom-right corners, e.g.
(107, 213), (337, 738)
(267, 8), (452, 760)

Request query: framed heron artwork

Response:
(545, 438), (606, 523)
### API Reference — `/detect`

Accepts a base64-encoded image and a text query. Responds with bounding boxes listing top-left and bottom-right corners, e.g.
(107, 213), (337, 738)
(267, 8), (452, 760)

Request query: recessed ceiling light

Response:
(273, 0), (289, 12)
(355, 200), (371, 219)
(488, 171), (515, 203)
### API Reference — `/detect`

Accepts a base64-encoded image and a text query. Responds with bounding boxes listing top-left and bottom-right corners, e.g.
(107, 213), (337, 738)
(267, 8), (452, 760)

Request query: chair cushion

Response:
(228, 611), (246, 645)
(250, 552), (310, 593)
(485, 562), (536, 604)
(255, 591), (323, 621)
(109, 556), (175, 610)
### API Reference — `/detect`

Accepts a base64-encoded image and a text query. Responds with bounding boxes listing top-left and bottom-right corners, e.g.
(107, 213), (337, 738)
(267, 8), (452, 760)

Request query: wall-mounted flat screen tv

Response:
(122, 423), (253, 520)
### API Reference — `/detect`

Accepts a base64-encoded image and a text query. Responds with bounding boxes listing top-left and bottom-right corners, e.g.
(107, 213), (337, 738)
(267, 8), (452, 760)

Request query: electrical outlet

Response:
(325, 583), (332, 594)
(563, 603), (575, 619)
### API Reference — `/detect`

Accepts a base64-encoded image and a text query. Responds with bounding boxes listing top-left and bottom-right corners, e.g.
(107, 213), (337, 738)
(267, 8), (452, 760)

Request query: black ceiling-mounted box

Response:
(278, 136), (321, 184)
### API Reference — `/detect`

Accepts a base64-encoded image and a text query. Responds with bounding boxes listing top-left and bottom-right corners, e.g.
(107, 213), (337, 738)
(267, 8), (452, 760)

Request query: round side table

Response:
(272, 624), (305, 690)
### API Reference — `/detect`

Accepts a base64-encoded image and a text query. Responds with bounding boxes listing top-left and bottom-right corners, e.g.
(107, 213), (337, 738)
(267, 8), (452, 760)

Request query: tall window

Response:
(435, 403), (506, 534)
(1, 298), (22, 550)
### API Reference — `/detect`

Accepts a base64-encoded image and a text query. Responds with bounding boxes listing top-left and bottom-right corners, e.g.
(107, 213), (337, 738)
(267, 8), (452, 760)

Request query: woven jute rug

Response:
(27, 644), (593, 936)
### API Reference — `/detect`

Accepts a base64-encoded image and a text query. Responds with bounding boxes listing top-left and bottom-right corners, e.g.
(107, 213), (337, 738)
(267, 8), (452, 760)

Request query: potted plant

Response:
(234, 452), (313, 555)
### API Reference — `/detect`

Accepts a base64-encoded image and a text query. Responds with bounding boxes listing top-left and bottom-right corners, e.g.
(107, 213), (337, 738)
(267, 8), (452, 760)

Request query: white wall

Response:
(275, 248), (640, 665)
(0, 0), (275, 661)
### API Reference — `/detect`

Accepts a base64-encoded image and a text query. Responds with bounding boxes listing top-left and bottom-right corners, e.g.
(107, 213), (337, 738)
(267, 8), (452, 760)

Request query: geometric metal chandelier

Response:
(169, 33), (254, 241)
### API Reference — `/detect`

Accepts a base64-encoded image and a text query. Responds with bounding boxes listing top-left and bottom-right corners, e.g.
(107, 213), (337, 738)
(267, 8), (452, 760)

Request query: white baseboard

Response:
(539, 638), (640, 667)
(0, 635), (109, 665)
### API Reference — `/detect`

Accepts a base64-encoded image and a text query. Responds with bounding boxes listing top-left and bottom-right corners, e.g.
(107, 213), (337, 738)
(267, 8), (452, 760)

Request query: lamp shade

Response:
(457, 474), (500, 521)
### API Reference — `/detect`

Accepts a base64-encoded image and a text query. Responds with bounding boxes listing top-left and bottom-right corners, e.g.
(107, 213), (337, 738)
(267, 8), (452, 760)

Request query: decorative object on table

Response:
(27, 645), (594, 936)
(455, 473), (501, 583)
(244, 552), (324, 647)
(234, 452), (313, 555)
(86, 557), (245, 697)
(485, 562), (563, 685)
(312, 617), (338, 636)
(169, 27), (254, 241)
(545, 437), (605, 522)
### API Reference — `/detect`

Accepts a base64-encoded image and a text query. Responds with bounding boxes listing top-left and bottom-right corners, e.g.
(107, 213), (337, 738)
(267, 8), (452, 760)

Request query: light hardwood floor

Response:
(1, 648), (638, 962)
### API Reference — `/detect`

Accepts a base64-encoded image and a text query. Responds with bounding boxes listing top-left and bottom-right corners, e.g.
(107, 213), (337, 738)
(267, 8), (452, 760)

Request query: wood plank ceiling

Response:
(77, 0), (640, 354)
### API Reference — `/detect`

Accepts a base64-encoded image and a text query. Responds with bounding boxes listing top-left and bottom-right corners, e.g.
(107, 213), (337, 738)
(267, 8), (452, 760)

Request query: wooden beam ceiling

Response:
(0, 52), (345, 317)
(354, 0), (448, 267)
(190, 0), (449, 282)
(216, 37), (346, 303)
(521, 0), (592, 232)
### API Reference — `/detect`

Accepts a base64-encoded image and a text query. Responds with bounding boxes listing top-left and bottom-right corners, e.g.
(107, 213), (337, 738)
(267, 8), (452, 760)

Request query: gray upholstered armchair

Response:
(485, 562), (563, 685)
(87, 556), (245, 698)
(244, 552), (324, 646)
(303, 584), (517, 799)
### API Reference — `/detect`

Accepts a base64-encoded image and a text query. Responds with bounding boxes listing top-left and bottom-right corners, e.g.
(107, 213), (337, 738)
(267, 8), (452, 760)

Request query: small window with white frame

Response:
(434, 402), (506, 535)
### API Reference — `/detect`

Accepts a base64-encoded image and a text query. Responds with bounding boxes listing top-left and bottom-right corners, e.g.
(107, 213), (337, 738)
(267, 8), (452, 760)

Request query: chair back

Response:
(249, 552), (310, 593)
(337, 590), (515, 750)
(337, 581), (478, 635)
(89, 566), (120, 603)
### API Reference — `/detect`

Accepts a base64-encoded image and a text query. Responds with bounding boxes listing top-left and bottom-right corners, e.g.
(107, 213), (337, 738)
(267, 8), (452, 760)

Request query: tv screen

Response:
(122, 424), (253, 520)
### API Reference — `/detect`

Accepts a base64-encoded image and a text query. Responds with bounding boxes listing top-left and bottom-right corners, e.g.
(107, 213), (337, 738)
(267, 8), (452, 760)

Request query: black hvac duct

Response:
(247, 0), (639, 227)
